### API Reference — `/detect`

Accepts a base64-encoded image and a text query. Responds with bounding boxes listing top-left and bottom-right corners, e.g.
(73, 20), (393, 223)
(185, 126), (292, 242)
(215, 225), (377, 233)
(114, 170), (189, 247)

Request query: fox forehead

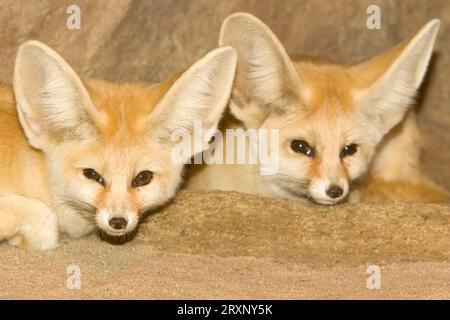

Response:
(293, 58), (357, 115)
(291, 39), (410, 116)
(83, 75), (179, 139)
(268, 60), (373, 145)
(56, 78), (180, 173)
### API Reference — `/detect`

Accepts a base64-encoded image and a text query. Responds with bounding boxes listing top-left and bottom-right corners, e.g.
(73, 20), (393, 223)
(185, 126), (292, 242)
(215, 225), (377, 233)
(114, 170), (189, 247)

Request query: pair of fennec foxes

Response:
(0, 13), (447, 250)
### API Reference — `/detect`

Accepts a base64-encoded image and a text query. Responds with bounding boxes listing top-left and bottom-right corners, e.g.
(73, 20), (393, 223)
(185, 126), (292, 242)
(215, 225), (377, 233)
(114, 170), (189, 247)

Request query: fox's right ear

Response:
(149, 46), (237, 160)
(13, 41), (102, 150)
(220, 13), (301, 127)
(352, 20), (440, 139)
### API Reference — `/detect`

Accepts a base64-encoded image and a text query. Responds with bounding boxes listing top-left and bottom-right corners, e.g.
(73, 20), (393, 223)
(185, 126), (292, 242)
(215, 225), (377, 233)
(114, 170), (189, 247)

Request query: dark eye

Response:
(290, 140), (315, 157)
(83, 168), (105, 186)
(132, 170), (153, 188)
(341, 143), (358, 158)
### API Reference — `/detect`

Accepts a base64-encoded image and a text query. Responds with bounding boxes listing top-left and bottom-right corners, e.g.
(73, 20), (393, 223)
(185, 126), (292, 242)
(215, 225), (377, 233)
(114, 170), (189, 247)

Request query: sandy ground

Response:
(2, 244), (450, 299)
(2, 191), (450, 299)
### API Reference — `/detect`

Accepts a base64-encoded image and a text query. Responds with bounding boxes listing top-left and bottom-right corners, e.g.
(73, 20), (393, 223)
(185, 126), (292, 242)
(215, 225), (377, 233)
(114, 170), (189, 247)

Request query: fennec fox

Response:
(187, 13), (447, 205)
(0, 41), (236, 250)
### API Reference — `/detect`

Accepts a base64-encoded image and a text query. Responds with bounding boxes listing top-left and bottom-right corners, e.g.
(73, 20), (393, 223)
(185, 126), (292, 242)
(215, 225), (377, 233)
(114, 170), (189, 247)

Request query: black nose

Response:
(326, 185), (344, 199)
(109, 217), (128, 230)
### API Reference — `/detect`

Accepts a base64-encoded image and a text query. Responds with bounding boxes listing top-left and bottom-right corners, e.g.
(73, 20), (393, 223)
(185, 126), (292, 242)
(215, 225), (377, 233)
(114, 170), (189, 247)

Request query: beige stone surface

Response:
(2, 190), (450, 299)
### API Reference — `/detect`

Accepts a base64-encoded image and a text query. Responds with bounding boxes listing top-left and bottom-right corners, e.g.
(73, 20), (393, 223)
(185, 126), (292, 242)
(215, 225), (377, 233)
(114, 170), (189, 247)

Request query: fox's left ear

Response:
(149, 46), (237, 159)
(352, 20), (440, 138)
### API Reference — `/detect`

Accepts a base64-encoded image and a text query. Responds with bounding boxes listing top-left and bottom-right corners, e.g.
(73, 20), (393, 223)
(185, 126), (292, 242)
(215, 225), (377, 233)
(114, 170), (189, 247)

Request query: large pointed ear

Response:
(13, 40), (102, 150)
(149, 46), (237, 159)
(219, 12), (301, 127)
(352, 20), (440, 138)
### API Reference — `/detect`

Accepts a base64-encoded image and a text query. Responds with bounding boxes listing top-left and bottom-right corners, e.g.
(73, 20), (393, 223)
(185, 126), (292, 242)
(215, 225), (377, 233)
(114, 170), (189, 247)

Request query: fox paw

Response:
(0, 213), (19, 240)
(9, 208), (59, 251)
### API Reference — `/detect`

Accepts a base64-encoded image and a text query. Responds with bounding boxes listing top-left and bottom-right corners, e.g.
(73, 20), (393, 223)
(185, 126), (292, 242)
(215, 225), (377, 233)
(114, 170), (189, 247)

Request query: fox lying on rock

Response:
(0, 41), (237, 250)
(187, 13), (448, 205)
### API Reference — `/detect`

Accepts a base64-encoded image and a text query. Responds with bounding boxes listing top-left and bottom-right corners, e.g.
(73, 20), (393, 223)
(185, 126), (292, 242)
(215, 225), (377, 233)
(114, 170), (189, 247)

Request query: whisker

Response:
(262, 172), (311, 198)
(60, 197), (98, 222)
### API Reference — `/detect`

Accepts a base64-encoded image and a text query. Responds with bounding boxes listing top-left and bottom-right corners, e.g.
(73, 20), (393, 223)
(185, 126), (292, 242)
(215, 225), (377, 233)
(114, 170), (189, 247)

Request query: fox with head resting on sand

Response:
(0, 41), (236, 250)
(187, 13), (448, 205)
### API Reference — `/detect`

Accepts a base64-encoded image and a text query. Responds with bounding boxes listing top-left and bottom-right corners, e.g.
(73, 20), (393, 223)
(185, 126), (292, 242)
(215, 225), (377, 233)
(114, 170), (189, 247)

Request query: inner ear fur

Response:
(14, 40), (102, 150)
(351, 20), (440, 137)
(219, 12), (301, 127)
(148, 46), (237, 159)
